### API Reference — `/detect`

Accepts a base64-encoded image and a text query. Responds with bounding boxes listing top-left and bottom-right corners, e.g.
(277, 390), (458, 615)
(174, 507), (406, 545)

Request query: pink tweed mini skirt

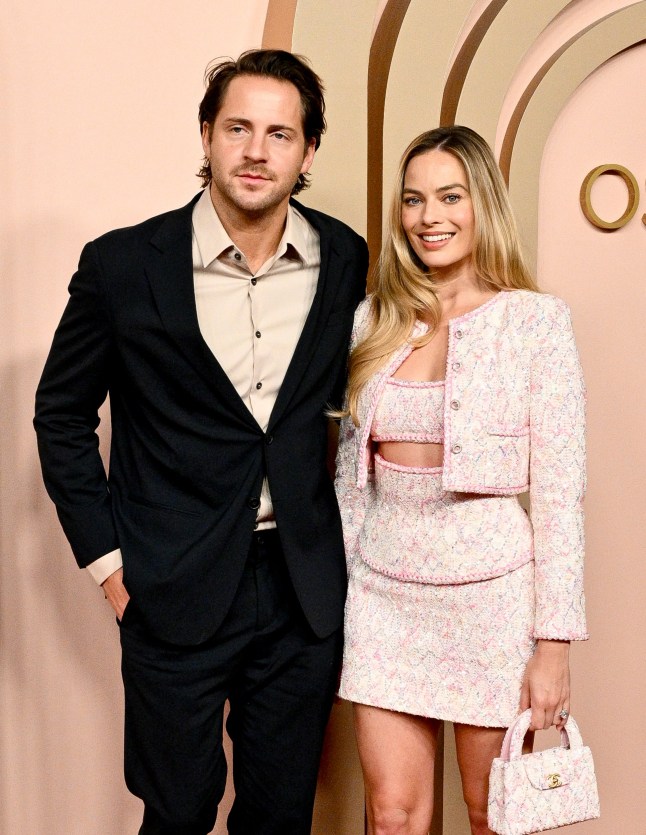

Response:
(338, 455), (537, 727)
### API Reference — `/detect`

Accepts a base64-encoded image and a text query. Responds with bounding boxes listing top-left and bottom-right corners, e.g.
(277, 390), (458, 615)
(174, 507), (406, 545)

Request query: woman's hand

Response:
(519, 639), (570, 731)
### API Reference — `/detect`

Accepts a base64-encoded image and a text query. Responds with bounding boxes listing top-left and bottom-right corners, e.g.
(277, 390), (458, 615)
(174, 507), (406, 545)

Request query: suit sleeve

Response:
(529, 298), (588, 640)
(34, 241), (119, 565)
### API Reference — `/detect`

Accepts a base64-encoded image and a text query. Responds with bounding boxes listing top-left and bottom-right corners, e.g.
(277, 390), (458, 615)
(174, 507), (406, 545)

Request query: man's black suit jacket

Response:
(35, 194), (368, 645)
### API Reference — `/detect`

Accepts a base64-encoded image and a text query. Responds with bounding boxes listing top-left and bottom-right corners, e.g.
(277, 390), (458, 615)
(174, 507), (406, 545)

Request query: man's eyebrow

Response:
(267, 124), (297, 134)
(222, 116), (252, 126)
(222, 117), (297, 133)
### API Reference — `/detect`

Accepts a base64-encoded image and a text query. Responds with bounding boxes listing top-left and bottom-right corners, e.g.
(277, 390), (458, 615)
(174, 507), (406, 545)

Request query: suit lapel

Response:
(144, 195), (260, 430)
(268, 203), (346, 428)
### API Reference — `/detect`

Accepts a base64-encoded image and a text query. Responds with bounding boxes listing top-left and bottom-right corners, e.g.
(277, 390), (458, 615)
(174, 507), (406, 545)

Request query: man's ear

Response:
(201, 122), (212, 157)
(301, 138), (317, 174)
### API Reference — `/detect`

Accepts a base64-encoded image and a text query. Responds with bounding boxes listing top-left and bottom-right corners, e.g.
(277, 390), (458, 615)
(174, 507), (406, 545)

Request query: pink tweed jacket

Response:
(335, 290), (588, 640)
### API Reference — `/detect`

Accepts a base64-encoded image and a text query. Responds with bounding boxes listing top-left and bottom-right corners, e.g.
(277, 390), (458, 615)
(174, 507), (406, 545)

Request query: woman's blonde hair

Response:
(343, 125), (538, 424)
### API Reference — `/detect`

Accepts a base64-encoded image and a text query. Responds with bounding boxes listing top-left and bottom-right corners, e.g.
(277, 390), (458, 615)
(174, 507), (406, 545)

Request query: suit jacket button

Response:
(247, 497), (260, 510)
(265, 434), (274, 445)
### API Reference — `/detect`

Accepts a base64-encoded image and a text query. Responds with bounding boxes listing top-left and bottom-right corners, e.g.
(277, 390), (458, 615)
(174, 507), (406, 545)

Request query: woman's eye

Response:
(403, 196), (421, 206)
(443, 193), (460, 204)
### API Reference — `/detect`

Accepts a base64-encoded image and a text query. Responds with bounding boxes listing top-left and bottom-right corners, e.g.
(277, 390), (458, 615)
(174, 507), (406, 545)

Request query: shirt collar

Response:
(192, 187), (309, 268)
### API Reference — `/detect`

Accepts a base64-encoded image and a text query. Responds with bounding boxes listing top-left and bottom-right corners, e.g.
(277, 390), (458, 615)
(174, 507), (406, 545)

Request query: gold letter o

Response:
(580, 164), (639, 230)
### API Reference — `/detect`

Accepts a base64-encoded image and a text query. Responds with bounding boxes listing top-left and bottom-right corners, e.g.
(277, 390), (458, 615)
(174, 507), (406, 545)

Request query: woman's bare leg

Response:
(453, 723), (534, 835)
(453, 723), (506, 835)
(353, 703), (440, 835)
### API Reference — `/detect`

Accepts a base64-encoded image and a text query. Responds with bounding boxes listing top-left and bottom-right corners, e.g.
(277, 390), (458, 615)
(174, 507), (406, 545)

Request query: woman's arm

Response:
(334, 413), (369, 573)
(529, 296), (588, 641)
(333, 299), (374, 573)
(523, 296), (587, 729)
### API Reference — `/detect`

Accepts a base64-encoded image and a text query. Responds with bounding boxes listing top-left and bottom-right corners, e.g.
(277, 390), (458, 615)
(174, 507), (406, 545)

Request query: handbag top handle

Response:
(500, 710), (584, 762)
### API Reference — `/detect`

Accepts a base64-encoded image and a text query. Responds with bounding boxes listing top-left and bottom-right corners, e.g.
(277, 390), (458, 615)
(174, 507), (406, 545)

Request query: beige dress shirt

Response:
(88, 188), (320, 584)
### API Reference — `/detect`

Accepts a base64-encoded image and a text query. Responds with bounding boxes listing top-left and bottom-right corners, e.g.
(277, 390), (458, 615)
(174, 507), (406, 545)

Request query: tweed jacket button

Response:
(450, 399), (460, 410)
(452, 362), (461, 371)
(455, 329), (464, 339)
(451, 443), (462, 454)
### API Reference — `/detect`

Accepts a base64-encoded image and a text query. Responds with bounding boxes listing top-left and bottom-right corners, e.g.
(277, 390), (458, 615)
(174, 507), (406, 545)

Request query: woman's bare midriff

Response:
(378, 440), (444, 469)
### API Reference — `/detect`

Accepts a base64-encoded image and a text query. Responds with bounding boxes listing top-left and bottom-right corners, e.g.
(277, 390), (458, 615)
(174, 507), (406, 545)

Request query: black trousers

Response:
(119, 530), (343, 835)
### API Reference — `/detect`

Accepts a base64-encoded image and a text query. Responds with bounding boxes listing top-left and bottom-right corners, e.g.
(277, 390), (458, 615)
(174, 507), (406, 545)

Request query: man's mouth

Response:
(236, 168), (273, 182)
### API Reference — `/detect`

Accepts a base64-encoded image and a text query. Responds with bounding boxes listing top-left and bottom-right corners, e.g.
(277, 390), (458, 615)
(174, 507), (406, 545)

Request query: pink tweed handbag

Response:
(488, 710), (600, 834)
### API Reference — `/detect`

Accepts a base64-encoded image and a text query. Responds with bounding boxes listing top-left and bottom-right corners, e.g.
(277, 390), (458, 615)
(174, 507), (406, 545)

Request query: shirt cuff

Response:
(86, 548), (123, 586)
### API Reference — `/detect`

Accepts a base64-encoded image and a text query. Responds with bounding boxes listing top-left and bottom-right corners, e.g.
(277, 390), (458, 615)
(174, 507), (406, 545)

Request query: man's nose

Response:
(244, 133), (268, 161)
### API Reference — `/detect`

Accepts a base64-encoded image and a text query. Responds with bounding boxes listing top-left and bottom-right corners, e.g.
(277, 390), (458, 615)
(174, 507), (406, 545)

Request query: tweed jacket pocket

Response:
(485, 425), (530, 490)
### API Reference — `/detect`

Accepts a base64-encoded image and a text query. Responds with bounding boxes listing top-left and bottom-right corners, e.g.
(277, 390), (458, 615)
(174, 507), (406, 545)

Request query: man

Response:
(35, 49), (367, 834)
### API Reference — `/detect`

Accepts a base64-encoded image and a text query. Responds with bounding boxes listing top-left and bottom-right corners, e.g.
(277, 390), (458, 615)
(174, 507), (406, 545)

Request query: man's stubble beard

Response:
(210, 162), (297, 217)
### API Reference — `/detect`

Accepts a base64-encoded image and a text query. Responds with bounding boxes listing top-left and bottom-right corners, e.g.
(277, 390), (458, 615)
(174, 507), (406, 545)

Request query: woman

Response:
(335, 126), (588, 835)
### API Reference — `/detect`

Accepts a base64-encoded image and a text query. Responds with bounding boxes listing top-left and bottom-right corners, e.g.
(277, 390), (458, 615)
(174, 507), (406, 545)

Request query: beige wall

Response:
(3, 2), (645, 834)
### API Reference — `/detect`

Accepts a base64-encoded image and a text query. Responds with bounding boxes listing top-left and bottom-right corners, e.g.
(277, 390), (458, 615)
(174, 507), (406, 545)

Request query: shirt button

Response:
(247, 497), (260, 510)
(251, 278), (257, 286)
(450, 399), (460, 410)
(451, 443), (462, 454)
(452, 362), (461, 371)
(256, 382), (262, 390)
(255, 331), (261, 339)
(455, 329), (464, 339)
(234, 252), (242, 261)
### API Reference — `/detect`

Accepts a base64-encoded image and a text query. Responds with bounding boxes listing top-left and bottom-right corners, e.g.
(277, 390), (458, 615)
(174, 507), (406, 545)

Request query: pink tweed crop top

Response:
(371, 378), (445, 443)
